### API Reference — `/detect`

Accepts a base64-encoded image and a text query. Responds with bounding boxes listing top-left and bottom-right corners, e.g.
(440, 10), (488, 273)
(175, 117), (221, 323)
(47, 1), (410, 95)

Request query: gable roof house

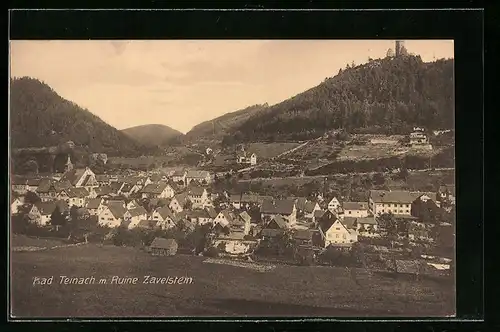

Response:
(186, 209), (213, 226)
(169, 193), (189, 213)
(35, 200), (69, 226)
(57, 187), (90, 207)
(149, 237), (178, 256)
(11, 197), (25, 215)
(141, 182), (176, 199)
(36, 179), (69, 202)
(17, 203), (42, 223)
(85, 198), (106, 216)
(213, 209), (235, 228)
(369, 190), (438, 216)
(151, 206), (178, 230)
(126, 199), (139, 210)
(98, 202), (127, 228)
(229, 194), (272, 209)
(125, 206), (149, 229)
(95, 175), (111, 186)
(292, 229), (317, 246)
(185, 170), (212, 186)
(303, 201), (321, 220)
(119, 183), (142, 198)
(171, 170), (187, 184)
(342, 201), (370, 218)
(343, 216), (378, 237)
(187, 186), (210, 209)
(317, 213), (358, 248)
(205, 206), (218, 220)
(327, 197), (341, 212)
(260, 199), (297, 226)
(60, 167), (98, 191)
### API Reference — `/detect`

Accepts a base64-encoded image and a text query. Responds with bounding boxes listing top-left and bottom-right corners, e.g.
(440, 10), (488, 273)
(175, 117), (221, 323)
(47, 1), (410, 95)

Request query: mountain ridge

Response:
(121, 124), (184, 147)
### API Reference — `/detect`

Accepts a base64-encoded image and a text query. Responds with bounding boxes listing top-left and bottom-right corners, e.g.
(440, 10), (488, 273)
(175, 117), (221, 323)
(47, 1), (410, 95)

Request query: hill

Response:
(9, 77), (151, 157)
(184, 103), (269, 144)
(121, 124), (183, 147)
(223, 56), (454, 144)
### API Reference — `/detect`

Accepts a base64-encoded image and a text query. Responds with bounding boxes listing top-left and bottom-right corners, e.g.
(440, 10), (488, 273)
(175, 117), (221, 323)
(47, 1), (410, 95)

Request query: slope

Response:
(224, 56), (454, 143)
(121, 124), (183, 147)
(10, 77), (149, 157)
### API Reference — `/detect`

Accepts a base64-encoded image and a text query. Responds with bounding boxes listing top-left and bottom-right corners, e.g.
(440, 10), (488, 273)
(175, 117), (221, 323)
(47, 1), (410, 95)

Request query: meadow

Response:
(11, 243), (454, 318)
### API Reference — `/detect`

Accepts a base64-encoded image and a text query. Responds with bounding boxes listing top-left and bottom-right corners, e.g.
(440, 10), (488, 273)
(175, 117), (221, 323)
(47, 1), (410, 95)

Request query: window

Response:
(399, 210), (403, 213)
(406, 210), (409, 213)
(336, 234), (339, 238)
(108, 218), (113, 221)
(348, 211), (351, 214)
(336, 227), (341, 230)
(343, 234), (346, 239)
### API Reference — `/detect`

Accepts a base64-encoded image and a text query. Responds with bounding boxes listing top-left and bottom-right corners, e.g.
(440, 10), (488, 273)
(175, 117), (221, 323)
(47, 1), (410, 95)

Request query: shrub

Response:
(204, 246), (220, 258)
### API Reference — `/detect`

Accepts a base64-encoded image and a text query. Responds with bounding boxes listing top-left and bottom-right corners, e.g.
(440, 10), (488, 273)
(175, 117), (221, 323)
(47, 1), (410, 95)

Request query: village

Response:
(10, 136), (456, 278)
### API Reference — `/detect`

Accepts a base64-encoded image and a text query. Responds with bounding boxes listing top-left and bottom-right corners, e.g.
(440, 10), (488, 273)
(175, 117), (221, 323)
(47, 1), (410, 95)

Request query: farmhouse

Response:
(213, 210), (235, 227)
(85, 198), (106, 216)
(369, 190), (438, 216)
(187, 209), (212, 225)
(151, 206), (178, 230)
(342, 201), (370, 218)
(57, 187), (90, 207)
(236, 150), (257, 165)
(229, 194), (272, 209)
(343, 216), (378, 236)
(60, 167), (99, 192)
(327, 197), (341, 212)
(187, 186), (210, 209)
(36, 179), (70, 202)
(292, 229), (317, 246)
(318, 215), (358, 248)
(169, 193), (189, 213)
(141, 182), (176, 199)
(35, 200), (69, 226)
(185, 170), (212, 186)
(125, 206), (149, 229)
(98, 203), (127, 228)
(18, 204), (42, 224)
(149, 237), (178, 256)
(11, 197), (25, 214)
(260, 199), (297, 226)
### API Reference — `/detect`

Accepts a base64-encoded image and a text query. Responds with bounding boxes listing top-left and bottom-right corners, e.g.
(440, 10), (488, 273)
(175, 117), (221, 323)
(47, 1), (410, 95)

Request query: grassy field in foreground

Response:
(11, 244), (454, 318)
(10, 234), (69, 249)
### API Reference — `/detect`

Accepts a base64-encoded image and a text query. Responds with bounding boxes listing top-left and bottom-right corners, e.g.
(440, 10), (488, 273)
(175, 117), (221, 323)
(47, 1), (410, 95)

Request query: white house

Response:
(11, 197), (25, 215)
(151, 206), (178, 230)
(171, 170), (187, 184)
(125, 206), (149, 229)
(98, 203), (127, 228)
(85, 198), (106, 216)
(35, 201), (69, 226)
(318, 216), (358, 247)
(60, 167), (99, 192)
(169, 193), (189, 213)
(368, 190), (437, 216)
(185, 170), (212, 186)
(57, 187), (89, 208)
(126, 199), (139, 210)
(343, 216), (378, 237)
(303, 201), (321, 220)
(236, 150), (257, 166)
(213, 210), (234, 227)
(327, 197), (341, 212)
(187, 209), (213, 225)
(260, 199), (297, 226)
(342, 201), (370, 218)
(187, 186), (210, 209)
(141, 182), (176, 199)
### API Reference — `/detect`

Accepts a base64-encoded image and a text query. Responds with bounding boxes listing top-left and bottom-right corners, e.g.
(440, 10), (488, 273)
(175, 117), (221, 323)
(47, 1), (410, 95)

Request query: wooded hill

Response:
(10, 77), (155, 157)
(222, 56), (454, 144)
(183, 103), (269, 144)
(121, 124), (184, 147)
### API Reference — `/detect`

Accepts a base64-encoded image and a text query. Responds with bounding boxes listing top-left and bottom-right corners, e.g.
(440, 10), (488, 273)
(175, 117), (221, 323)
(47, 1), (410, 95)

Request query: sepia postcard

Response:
(9, 39), (456, 319)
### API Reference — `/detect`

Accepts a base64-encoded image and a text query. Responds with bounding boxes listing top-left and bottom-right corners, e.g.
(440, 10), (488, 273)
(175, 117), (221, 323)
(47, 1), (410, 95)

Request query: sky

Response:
(10, 40), (454, 134)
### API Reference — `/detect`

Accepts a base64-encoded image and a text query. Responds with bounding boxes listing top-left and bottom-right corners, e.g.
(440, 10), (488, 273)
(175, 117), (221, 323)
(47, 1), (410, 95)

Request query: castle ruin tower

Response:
(395, 40), (406, 57)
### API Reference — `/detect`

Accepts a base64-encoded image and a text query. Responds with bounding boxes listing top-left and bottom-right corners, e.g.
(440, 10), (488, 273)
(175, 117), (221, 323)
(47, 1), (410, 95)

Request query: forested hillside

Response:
(184, 103), (269, 144)
(10, 77), (152, 156)
(122, 124), (183, 147)
(224, 56), (454, 143)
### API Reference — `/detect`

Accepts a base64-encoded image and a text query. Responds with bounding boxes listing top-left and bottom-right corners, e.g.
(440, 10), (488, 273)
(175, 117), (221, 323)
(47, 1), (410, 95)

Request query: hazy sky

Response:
(10, 40), (454, 134)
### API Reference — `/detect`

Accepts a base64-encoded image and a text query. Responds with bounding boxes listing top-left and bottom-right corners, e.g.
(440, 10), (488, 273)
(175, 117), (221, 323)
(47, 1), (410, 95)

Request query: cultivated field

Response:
(247, 142), (302, 159)
(11, 244), (454, 318)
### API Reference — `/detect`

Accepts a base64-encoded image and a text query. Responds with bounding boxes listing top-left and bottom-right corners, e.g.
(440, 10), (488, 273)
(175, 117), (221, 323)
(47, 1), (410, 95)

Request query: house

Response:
(141, 182), (176, 199)
(60, 167), (99, 192)
(185, 170), (212, 186)
(409, 127), (429, 146)
(11, 176), (31, 194)
(438, 185), (455, 203)
(36, 179), (70, 202)
(342, 202), (370, 218)
(95, 175), (111, 186)
(169, 193), (189, 213)
(327, 197), (341, 212)
(98, 203), (127, 228)
(303, 201), (321, 220)
(236, 150), (257, 165)
(125, 206), (149, 229)
(213, 210), (235, 227)
(17, 204), (42, 224)
(171, 170), (187, 185)
(119, 183), (142, 198)
(292, 229), (316, 246)
(318, 215), (358, 248)
(205, 206), (218, 220)
(290, 197), (308, 212)
(126, 199), (139, 210)
(105, 199), (126, 208)
(260, 199), (297, 226)
(136, 219), (157, 230)
(229, 194), (272, 209)
(109, 182), (126, 196)
(407, 222), (432, 242)
(11, 197), (25, 215)
(149, 237), (178, 256)
(227, 211), (251, 235)
(187, 209), (212, 225)
(369, 190), (438, 216)
(151, 206), (178, 230)
(187, 186), (210, 209)
(211, 231), (257, 255)
(266, 214), (288, 230)
(312, 210), (326, 224)
(94, 186), (114, 198)
(35, 201), (69, 226)
(343, 216), (378, 237)
(85, 198), (106, 216)
(57, 187), (89, 207)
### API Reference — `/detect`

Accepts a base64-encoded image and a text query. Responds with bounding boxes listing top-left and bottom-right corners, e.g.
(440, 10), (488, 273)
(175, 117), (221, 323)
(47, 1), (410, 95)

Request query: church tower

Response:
(65, 154), (74, 172)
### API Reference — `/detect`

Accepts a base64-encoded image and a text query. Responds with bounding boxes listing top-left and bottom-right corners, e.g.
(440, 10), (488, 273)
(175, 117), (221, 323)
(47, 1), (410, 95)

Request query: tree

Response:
(49, 205), (66, 229)
(25, 191), (41, 205)
(378, 212), (397, 248)
(372, 172), (386, 186)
